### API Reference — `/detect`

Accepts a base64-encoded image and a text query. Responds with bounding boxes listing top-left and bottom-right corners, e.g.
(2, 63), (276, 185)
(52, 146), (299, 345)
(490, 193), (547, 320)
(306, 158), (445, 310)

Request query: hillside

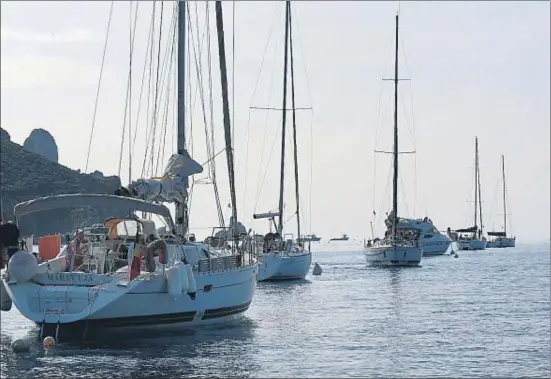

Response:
(0, 130), (123, 236)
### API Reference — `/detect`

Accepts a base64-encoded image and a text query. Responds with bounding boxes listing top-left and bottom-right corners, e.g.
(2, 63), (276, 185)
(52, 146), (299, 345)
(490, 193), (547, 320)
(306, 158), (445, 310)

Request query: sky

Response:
(1, 1), (549, 243)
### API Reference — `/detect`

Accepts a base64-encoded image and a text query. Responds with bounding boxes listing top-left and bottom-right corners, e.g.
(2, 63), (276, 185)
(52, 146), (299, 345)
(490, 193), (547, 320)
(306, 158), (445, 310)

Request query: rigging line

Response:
(149, 3), (176, 176)
(399, 29), (418, 217)
(242, 3), (284, 213)
(207, 1), (225, 228)
(289, 5), (315, 234)
(249, 114), (284, 227)
(131, 4), (155, 158)
(186, 3), (224, 227)
(154, 17), (178, 175)
(134, 4), (176, 165)
(158, 26), (177, 176)
(85, 1), (114, 173)
(232, 0), (236, 155)
(252, 13), (284, 214)
(188, 3), (216, 184)
(372, 90), (394, 215)
(206, 1), (217, 181)
(141, 2), (157, 177)
(288, 3), (302, 243)
(118, 1), (140, 180)
(398, 167), (409, 217)
(149, 0), (164, 178)
(396, 88), (417, 216)
(374, 157), (394, 234)
(128, 1), (140, 183)
(161, 20), (178, 168)
(150, 5), (177, 175)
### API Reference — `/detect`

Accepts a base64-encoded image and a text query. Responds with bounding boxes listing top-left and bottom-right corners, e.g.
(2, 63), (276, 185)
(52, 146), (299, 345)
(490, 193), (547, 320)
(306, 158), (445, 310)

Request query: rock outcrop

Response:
(23, 128), (59, 163)
(0, 128), (10, 141)
(1, 130), (124, 237)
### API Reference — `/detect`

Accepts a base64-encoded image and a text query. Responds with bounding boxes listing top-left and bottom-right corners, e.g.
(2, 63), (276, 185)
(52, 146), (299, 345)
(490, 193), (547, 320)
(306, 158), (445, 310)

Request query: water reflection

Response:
(2, 318), (260, 378)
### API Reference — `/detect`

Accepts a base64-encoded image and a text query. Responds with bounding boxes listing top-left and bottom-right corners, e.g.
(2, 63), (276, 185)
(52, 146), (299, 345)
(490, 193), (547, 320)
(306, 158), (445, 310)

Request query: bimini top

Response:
(487, 231), (507, 237)
(13, 193), (174, 229)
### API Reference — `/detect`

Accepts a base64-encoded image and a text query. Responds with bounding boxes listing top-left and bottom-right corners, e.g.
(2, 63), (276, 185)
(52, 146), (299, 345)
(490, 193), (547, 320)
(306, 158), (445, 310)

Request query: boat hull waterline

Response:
(3, 263), (257, 338)
(364, 246), (423, 267)
(258, 251), (312, 281)
(456, 239), (487, 251)
(420, 238), (451, 256)
(257, 252), (283, 281)
(487, 238), (516, 248)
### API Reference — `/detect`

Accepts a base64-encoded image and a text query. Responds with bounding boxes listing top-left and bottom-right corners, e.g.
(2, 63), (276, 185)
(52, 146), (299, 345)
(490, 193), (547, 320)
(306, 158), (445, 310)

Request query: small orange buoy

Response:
(43, 336), (55, 349)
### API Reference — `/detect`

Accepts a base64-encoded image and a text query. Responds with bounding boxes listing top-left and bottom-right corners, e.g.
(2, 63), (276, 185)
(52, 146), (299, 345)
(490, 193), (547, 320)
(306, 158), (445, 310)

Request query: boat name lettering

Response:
(46, 273), (94, 282)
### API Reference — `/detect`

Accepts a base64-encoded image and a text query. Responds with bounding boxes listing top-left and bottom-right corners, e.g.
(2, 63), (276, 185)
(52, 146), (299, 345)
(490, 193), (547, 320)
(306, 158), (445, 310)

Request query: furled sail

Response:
(214, 217), (248, 240)
(115, 153), (203, 203)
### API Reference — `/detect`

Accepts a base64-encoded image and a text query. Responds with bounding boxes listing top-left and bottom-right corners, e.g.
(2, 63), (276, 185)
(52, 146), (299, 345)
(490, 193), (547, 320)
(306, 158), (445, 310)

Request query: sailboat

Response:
(254, 0), (312, 281)
(450, 137), (487, 251)
(487, 155), (516, 248)
(363, 14), (424, 267)
(0, 1), (258, 340)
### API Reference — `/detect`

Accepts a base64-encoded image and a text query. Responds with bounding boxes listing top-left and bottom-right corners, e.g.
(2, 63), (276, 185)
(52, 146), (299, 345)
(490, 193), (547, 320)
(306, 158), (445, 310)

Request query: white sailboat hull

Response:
(456, 239), (487, 250)
(257, 252), (282, 281)
(487, 237), (516, 248)
(258, 250), (311, 281)
(271, 251), (312, 280)
(3, 264), (257, 339)
(364, 245), (423, 266)
(420, 237), (451, 256)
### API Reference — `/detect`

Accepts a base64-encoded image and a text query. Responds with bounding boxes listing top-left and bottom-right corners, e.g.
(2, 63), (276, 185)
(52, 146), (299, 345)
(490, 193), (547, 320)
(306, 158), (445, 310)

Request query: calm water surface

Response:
(1, 243), (549, 378)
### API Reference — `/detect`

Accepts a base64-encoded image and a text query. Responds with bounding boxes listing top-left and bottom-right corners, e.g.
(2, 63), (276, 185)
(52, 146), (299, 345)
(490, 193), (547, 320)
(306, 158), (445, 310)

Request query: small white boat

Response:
(329, 234), (349, 242)
(297, 234), (322, 243)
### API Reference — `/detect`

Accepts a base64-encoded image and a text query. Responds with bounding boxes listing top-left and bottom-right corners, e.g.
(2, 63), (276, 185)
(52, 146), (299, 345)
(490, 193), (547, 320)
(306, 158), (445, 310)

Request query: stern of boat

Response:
(271, 251), (312, 280)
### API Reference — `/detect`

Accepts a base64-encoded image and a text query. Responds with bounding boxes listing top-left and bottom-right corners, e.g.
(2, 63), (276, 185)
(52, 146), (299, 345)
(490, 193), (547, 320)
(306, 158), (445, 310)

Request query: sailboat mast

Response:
(277, 2), (291, 235)
(176, 1), (188, 237)
(477, 139), (483, 238)
(473, 137), (478, 231)
(502, 154), (507, 236)
(214, 1), (238, 235)
(391, 14), (400, 236)
(288, 1), (301, 244)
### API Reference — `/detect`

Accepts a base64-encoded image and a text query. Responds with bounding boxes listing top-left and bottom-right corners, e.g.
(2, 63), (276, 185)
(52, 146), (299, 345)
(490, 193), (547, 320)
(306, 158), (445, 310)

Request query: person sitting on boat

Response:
(66, 230), (86, 272)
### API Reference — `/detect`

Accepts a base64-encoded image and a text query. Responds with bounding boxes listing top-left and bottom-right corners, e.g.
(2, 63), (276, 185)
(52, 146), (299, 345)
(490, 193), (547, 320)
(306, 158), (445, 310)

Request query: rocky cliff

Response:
(0, 128), (124, 237)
